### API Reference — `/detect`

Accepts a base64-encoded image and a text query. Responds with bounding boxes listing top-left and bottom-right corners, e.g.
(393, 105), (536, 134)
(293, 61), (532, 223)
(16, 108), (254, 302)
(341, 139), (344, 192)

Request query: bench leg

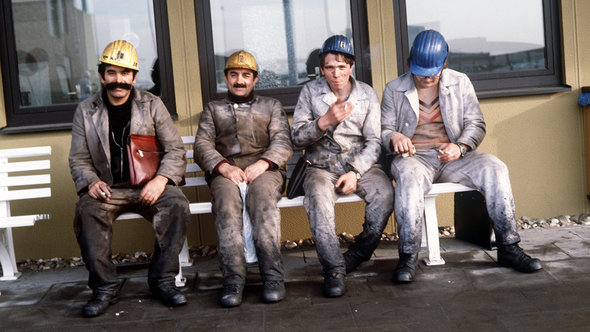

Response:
(179, 237), (191, 267)
(423, 195), (445, 266)
(0, 228), (21, 280)
(175, 257), (186, 287)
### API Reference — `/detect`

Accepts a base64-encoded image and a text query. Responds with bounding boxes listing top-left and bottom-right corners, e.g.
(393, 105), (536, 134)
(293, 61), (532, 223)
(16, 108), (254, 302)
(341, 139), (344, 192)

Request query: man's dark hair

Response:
(98, 63), (138, 79)
(319, 52), (354, 69)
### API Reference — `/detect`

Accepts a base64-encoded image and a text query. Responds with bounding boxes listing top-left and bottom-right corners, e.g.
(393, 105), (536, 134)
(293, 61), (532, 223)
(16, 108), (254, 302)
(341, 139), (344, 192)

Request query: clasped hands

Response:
(218, 159), (269, 185)
(390, 133), (461, 162)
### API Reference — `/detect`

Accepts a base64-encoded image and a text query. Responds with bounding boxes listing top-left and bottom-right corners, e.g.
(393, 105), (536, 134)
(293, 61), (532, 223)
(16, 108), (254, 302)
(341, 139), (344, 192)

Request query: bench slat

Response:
(0, 160), (50, 173)
(0, 214), (49, 227)
(3, 175), (51, 187)
(186, 163), (202, 173)
(428, 183), (475, 196)
(0, 146), (51, 159)
(0, 188), (51, 201)
(183, 177), (207, 187)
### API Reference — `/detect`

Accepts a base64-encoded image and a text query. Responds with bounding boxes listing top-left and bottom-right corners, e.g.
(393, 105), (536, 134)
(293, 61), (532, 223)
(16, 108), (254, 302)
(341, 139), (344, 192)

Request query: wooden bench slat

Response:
(428, 183), (476, 196)
(0, 214), (49, 227)
(183, 177), (207, 187)
(0, 160), (50, 173)
(0, 146), (51, 158)
(186, 163), (202, 173)
(3, 174), (51, 187)
(0, 188), (51, 201)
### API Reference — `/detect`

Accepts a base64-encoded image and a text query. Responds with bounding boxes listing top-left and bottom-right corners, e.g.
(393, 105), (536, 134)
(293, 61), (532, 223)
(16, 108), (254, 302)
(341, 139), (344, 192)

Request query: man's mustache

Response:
(233, 83), (247, 89)
(105, 82), (133, 90)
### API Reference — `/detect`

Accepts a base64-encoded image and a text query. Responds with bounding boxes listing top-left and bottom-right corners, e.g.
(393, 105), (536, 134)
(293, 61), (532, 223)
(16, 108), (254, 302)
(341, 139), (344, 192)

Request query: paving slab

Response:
(0, 226), (589, 331)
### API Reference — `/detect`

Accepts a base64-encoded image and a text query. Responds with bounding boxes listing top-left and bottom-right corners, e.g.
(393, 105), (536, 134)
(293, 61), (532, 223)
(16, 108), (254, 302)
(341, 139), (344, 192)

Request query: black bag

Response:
(286, 156), (310, 199)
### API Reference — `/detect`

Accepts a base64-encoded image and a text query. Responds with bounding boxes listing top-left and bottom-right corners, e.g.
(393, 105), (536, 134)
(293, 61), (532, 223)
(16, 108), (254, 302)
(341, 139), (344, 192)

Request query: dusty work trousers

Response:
(390, 149), (521, 254)
(73, 185), (189, 295)
(210, 170), (285, 284)
(303, 167), (394, 275)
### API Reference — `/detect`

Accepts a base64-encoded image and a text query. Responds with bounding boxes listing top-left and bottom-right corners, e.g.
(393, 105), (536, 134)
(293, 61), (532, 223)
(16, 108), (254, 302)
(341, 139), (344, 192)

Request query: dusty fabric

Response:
(194, 95), (292, 283)
(210, 171), (285, 281)
(69, 88), (189, 292)
(292, 77), (394, 275)
(381, 69), (520, 254)
(381, 69), (486, 154)
(291, 77), (382, 176)
(69, 89), (186, 193)
(303, 167), (394, 274)
(194, 95), (292, 172)
(73, 186), (189, 291)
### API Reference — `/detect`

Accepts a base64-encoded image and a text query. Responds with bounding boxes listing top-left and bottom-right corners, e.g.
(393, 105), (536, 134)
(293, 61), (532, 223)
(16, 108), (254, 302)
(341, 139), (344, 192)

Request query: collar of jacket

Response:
(396, 69), (462, 120)
(88, 88), (150, 159)
(318, 76), (367, 107)
(224, 94), (258, 106)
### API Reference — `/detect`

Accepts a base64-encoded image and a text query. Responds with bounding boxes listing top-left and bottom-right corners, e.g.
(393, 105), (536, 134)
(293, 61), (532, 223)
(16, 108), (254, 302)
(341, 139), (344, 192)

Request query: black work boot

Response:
(220, 282), (245, 308)
(393, 252), (419, 284)
(262, 280), (286, 303)
(343, 249), (366, 273)
(323, 272), (346, 298)
(82, 292), (120, 318)
(151, 283), (187, 307)
(497, 244), (542, 273)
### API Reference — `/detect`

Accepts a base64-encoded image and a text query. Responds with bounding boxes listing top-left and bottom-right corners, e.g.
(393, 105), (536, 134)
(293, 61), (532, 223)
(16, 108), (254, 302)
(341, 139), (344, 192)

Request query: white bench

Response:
(117, 136), (478, 285)
(0, 146), (51, 280)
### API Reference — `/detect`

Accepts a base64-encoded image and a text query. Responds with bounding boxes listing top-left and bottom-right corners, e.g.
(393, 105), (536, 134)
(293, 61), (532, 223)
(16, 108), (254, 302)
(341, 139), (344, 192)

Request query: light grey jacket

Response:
(194, 95), (293, 172)
(291, 77), (382, 176)
(69, 89), (186, 193)
(381, 69), (486, 154)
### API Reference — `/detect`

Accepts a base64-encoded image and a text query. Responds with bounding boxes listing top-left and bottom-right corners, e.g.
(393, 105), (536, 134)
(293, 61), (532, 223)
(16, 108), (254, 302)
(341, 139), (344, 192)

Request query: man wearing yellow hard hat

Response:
(194, 50), (293, 307)
(69, 40), (190, 317)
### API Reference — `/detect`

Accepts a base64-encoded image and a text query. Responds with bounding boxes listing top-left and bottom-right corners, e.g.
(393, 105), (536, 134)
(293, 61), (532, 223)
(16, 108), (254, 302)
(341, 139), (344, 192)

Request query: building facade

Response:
(0, 0), (589, 260)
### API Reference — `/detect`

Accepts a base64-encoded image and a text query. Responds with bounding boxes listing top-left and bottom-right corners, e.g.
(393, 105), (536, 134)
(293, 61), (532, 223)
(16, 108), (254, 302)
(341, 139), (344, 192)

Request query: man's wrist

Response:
(457, 143), (467, 157)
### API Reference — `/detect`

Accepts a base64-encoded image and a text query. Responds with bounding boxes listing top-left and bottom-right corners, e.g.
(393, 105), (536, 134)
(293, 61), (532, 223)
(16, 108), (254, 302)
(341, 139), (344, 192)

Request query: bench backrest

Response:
(0, 146), (52, 220)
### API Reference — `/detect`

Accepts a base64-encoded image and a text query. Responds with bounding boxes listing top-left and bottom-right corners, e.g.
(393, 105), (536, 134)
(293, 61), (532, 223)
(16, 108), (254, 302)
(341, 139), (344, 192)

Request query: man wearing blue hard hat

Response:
(292, 35), (394, 297)
(381, 30), (542, 284)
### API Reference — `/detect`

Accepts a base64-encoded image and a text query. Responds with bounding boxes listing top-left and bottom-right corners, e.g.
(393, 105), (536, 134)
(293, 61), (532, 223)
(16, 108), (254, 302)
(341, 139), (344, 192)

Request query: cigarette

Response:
(101, 191), (107, 197)
(344, 104), (348, 111)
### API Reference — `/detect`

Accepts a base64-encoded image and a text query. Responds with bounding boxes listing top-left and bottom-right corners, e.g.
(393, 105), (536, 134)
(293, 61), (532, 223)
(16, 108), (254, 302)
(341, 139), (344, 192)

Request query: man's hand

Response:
(88, 180), (112, 201)
(437, 143), (461, 163)
(335, 171), (358, 195)
(244, 159), (269, 183)
(139, 175), (168, 206)
(391, 133), (415, 156)
(317, 98), (354, 131)
(218, 163), (247, 185)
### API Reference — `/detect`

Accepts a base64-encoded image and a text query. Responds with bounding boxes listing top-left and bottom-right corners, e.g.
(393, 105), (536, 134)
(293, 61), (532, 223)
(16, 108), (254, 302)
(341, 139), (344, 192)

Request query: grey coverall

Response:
(194, 95), (293, 284)
(381, 69), (521, 254)
(69, 89), (189, 294)
(292, 77), (394, 275)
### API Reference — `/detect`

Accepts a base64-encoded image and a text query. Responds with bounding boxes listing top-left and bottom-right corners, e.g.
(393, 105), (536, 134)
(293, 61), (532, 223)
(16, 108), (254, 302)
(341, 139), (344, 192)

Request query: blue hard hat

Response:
(409, 30), (448, 77)
(319, 35), (354, 58)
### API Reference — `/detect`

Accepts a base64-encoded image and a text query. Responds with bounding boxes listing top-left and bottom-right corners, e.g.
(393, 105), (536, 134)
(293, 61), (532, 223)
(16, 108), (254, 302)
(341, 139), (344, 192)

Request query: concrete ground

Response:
(1, 226), (589, 331)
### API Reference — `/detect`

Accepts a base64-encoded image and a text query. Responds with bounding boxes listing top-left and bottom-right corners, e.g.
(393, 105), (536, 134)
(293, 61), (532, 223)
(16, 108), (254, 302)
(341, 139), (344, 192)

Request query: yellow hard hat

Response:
(99, 40), (139, 71)
(224, 50), (258, 74)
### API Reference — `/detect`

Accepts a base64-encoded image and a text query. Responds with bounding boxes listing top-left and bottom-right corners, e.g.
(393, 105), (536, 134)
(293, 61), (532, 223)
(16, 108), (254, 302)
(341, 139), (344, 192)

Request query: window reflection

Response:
(12, 0), (158, 107)
(210, 0), (352, 92)
(406, 0), (546, 74)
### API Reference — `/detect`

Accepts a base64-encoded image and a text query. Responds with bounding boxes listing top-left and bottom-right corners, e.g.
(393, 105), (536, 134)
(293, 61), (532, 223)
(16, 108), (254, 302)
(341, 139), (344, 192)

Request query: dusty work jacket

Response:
(381, 69), (486, 154)
(291, 77), (382, 176)
(194, 95), (293, 173)
(69, 89), (186, 194)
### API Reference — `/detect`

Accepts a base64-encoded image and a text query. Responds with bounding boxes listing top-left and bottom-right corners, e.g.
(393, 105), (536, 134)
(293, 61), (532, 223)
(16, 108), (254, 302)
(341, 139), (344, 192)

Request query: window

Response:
(394, 0), (570, 98)
(195, 0), (371, 109)
(0, 0), (175, 133)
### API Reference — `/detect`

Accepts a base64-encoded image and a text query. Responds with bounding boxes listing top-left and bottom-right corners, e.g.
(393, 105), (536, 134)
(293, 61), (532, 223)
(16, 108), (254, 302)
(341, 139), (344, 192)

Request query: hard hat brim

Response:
(410, 62), (443, 77)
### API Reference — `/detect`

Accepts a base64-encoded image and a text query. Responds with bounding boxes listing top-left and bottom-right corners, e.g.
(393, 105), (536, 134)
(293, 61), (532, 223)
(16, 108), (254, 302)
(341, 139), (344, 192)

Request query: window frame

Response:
(194, 0), (372, 111)
(0, 0), (176, 134)
(393, 0), (570, 99)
